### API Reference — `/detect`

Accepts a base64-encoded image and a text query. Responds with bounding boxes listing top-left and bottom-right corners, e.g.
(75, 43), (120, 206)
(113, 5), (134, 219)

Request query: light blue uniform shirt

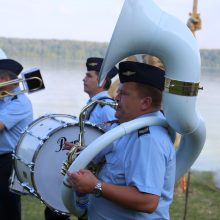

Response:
(89, 111), (176, 220)
(86, 91), (116, 130)
(0, 87), (33, 155)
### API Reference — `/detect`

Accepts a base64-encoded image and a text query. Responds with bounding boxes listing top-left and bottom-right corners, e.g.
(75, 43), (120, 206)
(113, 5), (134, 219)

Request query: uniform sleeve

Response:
(0, 99), (32, 130)
(125, 134), (166, 196)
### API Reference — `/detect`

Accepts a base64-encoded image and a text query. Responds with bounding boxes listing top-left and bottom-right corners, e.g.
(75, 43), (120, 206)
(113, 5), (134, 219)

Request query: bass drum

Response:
(14, 113), (104, 214)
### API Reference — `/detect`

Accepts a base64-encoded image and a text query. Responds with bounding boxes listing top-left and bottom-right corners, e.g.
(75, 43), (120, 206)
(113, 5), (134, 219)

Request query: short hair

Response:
(0, 70), (18, 80)
(94, 71), (112, 90)
(104, 77), (112, 90)
(0, 70), (19, 87)
(135, 83), (162, 109)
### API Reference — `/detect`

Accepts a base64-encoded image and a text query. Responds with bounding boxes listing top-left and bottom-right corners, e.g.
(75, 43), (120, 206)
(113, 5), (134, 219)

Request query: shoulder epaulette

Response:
(138, 126), (150, 137)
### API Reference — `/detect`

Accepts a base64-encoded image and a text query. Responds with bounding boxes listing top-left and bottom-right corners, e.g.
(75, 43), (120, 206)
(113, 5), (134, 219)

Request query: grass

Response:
(21, 196), (76, 220)
(170, 171), (220, 220)
(21, 196), (45, 220)
(21, 171), (220, 220)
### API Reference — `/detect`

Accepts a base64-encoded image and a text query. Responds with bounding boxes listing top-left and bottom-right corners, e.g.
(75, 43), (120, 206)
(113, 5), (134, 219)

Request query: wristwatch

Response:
(92, 180), (102, 197)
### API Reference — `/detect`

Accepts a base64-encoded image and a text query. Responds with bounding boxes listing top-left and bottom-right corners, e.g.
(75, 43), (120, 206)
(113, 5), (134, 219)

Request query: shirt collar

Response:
(137, 111), (164, 119)
(90, 91), (109, 101)
(1, 86), (21, 102)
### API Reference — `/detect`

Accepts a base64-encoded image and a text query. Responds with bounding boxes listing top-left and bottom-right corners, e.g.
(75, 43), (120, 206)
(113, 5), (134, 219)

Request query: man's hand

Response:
(67, 169), (98, 193)
(63, 141), (74, 150)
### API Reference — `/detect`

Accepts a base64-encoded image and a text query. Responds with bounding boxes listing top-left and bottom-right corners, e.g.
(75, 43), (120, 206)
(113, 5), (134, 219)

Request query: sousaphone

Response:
(62, 0), (206, 216)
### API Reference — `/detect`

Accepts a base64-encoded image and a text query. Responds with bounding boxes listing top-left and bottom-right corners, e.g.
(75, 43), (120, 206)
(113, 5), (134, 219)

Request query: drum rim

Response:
(14, 114), (104, 214)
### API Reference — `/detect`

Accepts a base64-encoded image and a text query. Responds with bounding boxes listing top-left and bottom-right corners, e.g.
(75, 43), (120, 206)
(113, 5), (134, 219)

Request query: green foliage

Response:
(21, 196), (45, 220)
(1, 37), (219, 71)
(0, 37), (108, 68)
(21, 196), (77, 220)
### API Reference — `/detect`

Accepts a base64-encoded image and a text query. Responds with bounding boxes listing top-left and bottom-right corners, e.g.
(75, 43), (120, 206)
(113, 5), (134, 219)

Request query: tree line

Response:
(0, 37), (108, 68)
(0, 37), (219, 69)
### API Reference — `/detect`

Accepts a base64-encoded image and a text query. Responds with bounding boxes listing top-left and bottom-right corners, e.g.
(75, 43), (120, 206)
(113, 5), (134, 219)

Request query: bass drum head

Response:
(33, 123), (103, 214)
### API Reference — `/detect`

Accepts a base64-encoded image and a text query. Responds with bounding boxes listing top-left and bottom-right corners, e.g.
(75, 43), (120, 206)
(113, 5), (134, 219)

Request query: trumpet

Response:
(0, 68), (45, 98)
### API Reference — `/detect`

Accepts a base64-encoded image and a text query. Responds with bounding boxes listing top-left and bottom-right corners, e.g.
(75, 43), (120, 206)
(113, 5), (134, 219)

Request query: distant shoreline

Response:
(1, 37), (220, 70)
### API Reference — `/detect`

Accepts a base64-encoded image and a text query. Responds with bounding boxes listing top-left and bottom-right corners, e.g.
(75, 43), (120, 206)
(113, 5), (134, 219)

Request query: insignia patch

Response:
(11, 95), (17, 101)
(122, 71), (136, 76)
(138, 126), (150, 137)
(88, 62), (98, 67)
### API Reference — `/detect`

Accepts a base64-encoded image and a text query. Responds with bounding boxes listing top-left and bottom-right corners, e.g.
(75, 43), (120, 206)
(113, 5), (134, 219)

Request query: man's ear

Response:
(141, 96), (152, 111)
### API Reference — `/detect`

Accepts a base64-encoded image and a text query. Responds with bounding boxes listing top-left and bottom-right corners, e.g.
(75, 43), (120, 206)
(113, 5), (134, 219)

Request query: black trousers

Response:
(44, 206), (86, 220)
(0, 154), (21, 220)
(44, 206), (71, 220)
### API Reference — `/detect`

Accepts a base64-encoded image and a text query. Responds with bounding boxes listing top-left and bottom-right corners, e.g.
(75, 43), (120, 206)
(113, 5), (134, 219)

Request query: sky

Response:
(0, 0), (219, 49)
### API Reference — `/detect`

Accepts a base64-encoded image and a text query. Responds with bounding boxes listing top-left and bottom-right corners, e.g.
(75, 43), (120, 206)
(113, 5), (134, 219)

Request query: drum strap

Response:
(86, 96), (114, 120)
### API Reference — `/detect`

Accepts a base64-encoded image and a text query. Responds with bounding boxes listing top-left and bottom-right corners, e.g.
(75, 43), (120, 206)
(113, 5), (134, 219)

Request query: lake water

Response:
(24, 64), (220, 172)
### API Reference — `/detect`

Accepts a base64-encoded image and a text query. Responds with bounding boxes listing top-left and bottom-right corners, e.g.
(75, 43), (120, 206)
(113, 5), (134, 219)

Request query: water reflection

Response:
(26, 65), (88, 117)
(192, 67), (220, 171)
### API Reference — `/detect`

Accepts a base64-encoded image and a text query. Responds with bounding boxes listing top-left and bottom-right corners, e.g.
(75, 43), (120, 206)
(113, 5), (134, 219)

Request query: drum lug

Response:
(43, 136), (49, 141)
(21, 124), (31, 134)
(21, 182), (37, 197)
(28, 162), (35, 171)
(39, 136), (49, 145)
(13, 154), (23, 163)
(21, 182), (47, 206)
(13, 154), (35, 170)
(12, 153), (18, 160)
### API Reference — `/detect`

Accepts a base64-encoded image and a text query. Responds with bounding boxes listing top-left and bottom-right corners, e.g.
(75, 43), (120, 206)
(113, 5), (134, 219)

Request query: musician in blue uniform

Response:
(45, 57), (118, 220)
(67, 61), (176, 220)
(0, 59), (33, 220)
(83, 57), (118, 127)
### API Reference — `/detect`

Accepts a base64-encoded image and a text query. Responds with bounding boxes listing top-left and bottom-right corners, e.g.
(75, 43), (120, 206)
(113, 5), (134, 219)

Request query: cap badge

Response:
(88, 62), (98, 67)
(122, 71), (136, 76)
